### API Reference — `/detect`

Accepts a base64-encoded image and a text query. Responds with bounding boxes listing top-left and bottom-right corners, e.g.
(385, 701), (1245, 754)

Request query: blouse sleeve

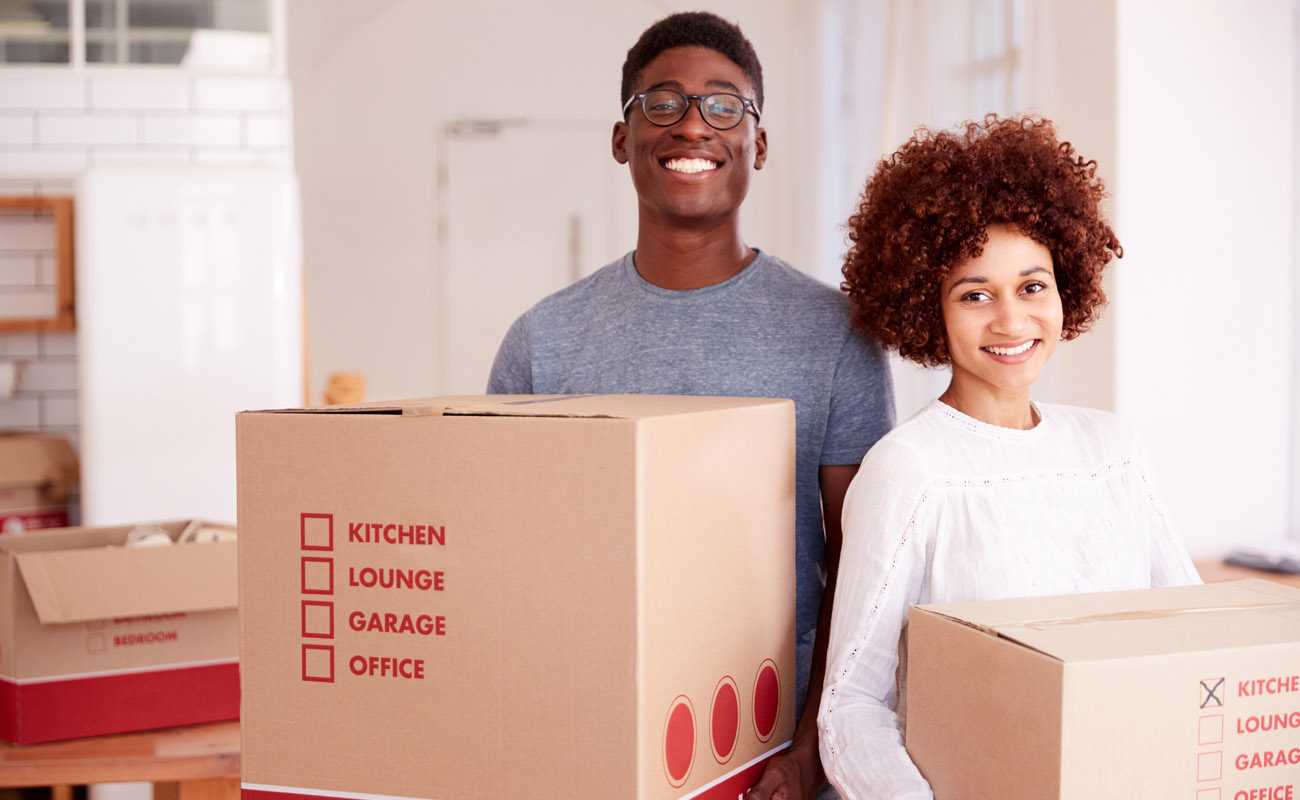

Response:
(818, 438), (935, 799)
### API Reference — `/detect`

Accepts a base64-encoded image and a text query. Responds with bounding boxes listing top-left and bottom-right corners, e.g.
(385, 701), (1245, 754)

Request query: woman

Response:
(816, 116), (1200, 799)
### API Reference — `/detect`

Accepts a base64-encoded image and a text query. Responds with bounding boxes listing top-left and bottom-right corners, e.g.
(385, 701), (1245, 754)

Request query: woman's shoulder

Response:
(1040, 402), (1137, 436)
(1039, 402), (1144, 458)
(859, 401), (953, 474)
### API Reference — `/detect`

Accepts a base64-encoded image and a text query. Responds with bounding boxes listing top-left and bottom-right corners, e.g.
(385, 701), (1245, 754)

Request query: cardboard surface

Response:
(907, 580), (1300, 799)
(0, 433), (79, 532)
(237, 394), (797, 800)
(0, 519), (239, 744)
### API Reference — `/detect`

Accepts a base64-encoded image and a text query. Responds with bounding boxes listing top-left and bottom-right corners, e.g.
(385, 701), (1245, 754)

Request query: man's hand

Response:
(745, 734), (821, 800)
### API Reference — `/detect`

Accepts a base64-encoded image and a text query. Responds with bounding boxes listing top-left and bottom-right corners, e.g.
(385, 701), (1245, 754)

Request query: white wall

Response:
(1110, 0), (1295, 555)
(287, 0), (811, 402)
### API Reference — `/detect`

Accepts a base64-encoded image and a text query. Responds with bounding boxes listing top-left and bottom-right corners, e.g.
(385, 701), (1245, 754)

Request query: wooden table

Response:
(0, 720), (239, 800)
(1195, 559), (1300, 588)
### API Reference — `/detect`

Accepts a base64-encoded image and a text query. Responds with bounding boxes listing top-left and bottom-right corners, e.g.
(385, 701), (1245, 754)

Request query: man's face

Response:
(612, 46), (767, 228)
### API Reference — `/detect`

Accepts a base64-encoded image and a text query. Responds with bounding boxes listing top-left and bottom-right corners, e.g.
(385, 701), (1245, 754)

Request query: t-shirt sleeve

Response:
(486, 313), (534, 394)
(818, 438), (933, 799)
(821, 326), (896, 466)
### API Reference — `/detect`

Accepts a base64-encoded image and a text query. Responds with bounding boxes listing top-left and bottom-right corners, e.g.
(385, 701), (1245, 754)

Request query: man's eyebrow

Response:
(643, 79), (744, 93)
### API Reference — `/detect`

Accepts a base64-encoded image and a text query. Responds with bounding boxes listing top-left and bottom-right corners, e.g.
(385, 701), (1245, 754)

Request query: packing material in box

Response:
(0, 432), (79, 533)
(236, 394), (797, 800)
(0, 519), (239, 744)
(906, 579), (1300, 799)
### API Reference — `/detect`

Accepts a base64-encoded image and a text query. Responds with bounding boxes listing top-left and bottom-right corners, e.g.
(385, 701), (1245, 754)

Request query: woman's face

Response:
(941, 225), (1063, 399)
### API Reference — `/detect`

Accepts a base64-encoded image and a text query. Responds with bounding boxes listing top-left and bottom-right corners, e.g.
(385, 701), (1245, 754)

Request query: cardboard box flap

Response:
(922, 580), (1300, 662)
(14, 541), (236, 623)
(0, 433), (79, 498)
(249, 394), (789, 421)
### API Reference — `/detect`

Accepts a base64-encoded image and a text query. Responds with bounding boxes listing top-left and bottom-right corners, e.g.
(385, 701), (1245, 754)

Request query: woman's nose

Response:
(991, 300), (1030, 335)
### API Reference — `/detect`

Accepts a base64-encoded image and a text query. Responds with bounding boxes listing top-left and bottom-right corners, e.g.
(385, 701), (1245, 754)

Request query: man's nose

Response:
(669, 99), (714, 139)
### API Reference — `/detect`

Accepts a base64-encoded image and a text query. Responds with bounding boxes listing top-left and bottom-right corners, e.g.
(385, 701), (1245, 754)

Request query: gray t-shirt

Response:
(488, 249), (895, 638)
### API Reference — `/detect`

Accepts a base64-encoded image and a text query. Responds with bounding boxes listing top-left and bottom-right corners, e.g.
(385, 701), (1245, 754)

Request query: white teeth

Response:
(664, 157), (718, 173)
(984, 341), (1036, 356)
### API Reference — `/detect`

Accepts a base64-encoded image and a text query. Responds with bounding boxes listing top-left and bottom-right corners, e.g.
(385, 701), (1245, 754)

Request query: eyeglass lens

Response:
(642, 90), (746, 129)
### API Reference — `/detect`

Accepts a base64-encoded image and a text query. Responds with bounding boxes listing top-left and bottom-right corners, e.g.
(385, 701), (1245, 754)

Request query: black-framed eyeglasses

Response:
(622, 89), (761, 130)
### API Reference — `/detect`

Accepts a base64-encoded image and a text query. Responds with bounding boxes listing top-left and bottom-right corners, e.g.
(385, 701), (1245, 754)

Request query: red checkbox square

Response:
(301, 557), (334, 595)
(301, 513), (334, 551)
(302, 600), (334, 639)
(302, 644), (334, 683)
(1197, 752), (1222, 782)
(1198, 714), (1223, 745)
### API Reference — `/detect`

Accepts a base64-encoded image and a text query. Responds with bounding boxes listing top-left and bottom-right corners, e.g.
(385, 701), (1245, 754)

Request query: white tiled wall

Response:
(0, 69), (294, 451)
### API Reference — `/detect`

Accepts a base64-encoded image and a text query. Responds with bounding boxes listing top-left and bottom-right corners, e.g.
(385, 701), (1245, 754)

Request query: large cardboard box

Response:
(237, 394), (797, 800)
(0, 433), (79, 532)
(906, 579), (1300, 799)
(0, 519), (239, 744)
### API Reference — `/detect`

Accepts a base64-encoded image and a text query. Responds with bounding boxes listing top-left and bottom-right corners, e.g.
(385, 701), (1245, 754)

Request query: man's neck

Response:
(632, 216), (755, 290)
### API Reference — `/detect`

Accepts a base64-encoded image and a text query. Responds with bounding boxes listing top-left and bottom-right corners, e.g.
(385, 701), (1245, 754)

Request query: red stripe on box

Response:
(0, 508), (69, 533)
(243, 790), (328, 800)
(681, 743), (790, 800)
(0, 661), (238, 744)
(240, 743), (790, 800)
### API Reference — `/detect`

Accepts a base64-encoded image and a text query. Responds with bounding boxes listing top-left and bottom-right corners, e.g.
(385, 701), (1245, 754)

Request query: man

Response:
(488, 12), (894, 800)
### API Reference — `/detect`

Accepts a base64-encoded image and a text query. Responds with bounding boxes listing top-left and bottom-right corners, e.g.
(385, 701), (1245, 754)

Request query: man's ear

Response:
(612, 121), (629, 164)
(753, 127), (768, 170)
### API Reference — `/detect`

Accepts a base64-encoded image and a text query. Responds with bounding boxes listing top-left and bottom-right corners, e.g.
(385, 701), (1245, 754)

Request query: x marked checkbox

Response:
(1200, 678), (1225, 708)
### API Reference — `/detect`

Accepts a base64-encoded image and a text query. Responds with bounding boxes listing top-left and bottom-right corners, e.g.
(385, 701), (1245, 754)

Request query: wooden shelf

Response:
(0, 196), (74, 333)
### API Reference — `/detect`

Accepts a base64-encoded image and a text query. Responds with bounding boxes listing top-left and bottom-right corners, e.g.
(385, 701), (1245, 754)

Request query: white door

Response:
(439, 120), (637, 394)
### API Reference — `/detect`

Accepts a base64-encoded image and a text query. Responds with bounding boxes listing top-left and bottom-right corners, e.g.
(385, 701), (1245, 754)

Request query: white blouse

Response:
(817, 400), (1201, 799)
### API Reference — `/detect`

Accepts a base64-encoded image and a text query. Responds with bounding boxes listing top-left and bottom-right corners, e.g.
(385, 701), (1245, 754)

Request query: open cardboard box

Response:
(0, 432), (79, 533)
(906, 579), (1300, 799)
(237, 394), (798, 800)
(0, 519), (239, 744)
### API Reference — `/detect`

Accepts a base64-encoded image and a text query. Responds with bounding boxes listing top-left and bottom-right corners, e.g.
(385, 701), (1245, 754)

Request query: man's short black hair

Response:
(620, 11), (765, 116)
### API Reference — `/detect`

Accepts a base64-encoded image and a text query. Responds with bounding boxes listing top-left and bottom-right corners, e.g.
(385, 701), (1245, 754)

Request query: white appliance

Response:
(76, 164), (303, 526)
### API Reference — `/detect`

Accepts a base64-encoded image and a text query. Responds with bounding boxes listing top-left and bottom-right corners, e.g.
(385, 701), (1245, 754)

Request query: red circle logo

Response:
(753, 659), (780, 742)
(663, 695), (695, 787)
(710, 676), (740, 764)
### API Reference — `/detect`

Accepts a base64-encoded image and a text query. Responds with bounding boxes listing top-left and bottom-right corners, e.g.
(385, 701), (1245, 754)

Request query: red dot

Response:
(663, 696), (695, 787)
(711, 677), (740, 763)
(753, 660), (780, 741)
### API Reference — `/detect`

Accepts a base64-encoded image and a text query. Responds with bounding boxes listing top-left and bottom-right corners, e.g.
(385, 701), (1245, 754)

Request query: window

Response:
(0, 0), (272, 67)
(965, 0), (1024, 118)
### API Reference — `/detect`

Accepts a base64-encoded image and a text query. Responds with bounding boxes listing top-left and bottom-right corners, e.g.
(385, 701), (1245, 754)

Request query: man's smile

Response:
(662, 157), (720, 173)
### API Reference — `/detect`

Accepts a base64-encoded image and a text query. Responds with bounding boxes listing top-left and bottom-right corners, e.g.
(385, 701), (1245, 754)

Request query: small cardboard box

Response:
(237, 394), (797, 800)
(0, 433), (79, 533)
(906, 579), (1300, 799)
(0, 519), (239, 744)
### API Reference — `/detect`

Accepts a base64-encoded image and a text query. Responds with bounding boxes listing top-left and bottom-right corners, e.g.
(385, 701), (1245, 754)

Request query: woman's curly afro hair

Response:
(842, 115), (1122, 367)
